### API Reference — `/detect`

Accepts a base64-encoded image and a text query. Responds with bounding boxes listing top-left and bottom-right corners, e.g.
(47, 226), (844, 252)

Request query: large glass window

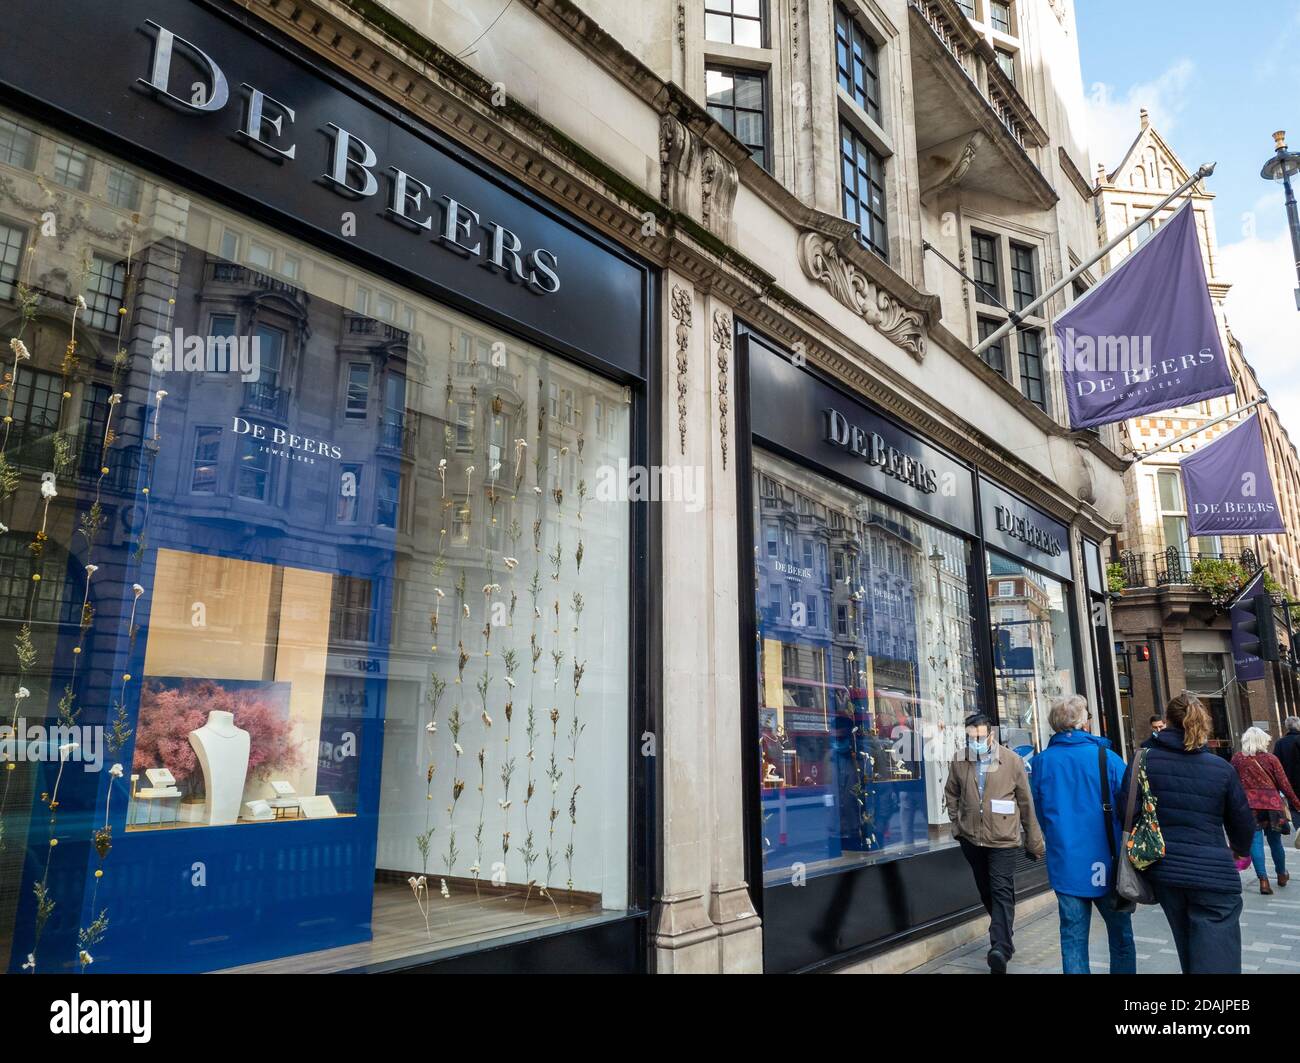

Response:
(754, 450), (981, 882)
(0, 104), (633, 974)
(987, 552), (1078, 756)
(0, 220), (25, 302)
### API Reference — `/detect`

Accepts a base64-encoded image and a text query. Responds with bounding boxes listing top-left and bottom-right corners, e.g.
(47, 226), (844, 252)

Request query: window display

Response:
(753, 450), (981, 882)
(0, 103), (632, 973)
(987, 552), (1078, 756)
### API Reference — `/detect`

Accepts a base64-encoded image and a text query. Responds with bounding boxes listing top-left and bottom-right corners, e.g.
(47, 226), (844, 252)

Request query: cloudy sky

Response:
(1076, 0), (1300, 439)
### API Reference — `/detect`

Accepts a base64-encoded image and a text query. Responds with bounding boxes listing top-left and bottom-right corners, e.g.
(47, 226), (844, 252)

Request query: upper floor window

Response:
(52, 143), (91, 192)
(705, 66), (769, 171)
(994, 48), (1016, 85)
(839, 122), (887, 260)
(0, 221), (24, 302)
(835, 4), (882, 125)
(955, 0), (975, 15)
(1017, 328), (1045, 410)
(244, 323), (285, 413)
(990, 1), (1013, 34)
(236, 434), (271, 501)
(0, 116), (36, 170)
(345, 362), (370, 419)
(977, 316), (1006, 377)
(85, 252), (126, 331)
(971, 231), (1001, 307)
(705, 0), (764, 47)
(1010, 241), (1038, 311)
(106, 166), (143, 211)
(191, 426), (222, 494)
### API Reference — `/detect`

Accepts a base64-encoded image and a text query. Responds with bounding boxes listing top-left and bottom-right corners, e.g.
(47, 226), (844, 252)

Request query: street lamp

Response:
(1260, 130), (1300, 311)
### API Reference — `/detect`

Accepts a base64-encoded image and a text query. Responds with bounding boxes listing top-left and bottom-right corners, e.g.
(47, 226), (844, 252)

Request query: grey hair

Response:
(1048, 694), (1089, 734)
(1241, 726), (1272, 756)
(1286, 716), (1300, 735)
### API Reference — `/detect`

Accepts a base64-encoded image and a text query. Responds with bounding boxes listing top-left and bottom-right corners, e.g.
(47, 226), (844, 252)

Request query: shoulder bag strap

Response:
(1122, 748), (1145, 834)
(1099, 745), (1117, 863)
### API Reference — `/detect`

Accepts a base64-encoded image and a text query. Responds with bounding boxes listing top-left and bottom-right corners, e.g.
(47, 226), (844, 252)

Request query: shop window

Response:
(987, 552), (1077, 755)
(51, 142), (91, 191)
(704, 0), (764, 46)
(0, 220), (23, 301)
(839, 121), (888, 260)
(754, 449), (981, 881)
(0, 101), (634, 977)
(705, 66), (769, 171)
(835, 4), (882, 124)
(0, 115), (36, 169)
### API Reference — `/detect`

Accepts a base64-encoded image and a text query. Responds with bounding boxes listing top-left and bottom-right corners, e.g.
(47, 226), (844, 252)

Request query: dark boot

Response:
(1260, 877), (1274, 895)
(987, 948), (1008, 974)
(1279, 871), (1290, 887)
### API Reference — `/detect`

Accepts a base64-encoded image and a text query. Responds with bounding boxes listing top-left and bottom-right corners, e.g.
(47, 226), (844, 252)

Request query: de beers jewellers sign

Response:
(0, 0), (647, 377)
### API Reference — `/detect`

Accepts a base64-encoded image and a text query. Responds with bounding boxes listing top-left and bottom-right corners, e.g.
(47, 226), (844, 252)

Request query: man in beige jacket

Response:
(944, 712), (1045, 974)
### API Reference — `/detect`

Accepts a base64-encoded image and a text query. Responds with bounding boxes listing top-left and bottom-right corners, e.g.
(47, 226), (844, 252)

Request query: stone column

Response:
(650, 277), (762, 972)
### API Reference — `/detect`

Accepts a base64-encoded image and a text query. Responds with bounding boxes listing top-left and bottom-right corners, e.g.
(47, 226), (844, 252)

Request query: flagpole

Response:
(973, 162), (1217, 358)
(1127, 395), (1267, 464)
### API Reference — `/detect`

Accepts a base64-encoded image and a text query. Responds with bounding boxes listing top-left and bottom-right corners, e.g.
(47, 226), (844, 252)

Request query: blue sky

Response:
(1076, 0), (1300, 437)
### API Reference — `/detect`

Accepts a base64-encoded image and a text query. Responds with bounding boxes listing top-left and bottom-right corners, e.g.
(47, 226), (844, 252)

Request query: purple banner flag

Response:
(1055, 202), (1234, 429)
(1181, 415), (1285, 536)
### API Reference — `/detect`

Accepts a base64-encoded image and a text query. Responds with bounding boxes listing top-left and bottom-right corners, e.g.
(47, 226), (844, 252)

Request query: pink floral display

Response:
(132, 678), (302, 788)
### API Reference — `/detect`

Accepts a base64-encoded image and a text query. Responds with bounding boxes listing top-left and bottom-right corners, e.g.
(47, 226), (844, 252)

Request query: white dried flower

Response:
(14, 687), (29, 701)
(84, 564), (98, 575)
(425, 721), (437, 734)
(40, 480), (57, 500)
(108, 393), (122, 406)
(9, 338), (29, 360)
(155, 389), (168, 401)
(440, 879), (450, 899)
(435, 588), (445, 599)
(109, 763), (124, 778)
(454, 743), (463, 756)
(132, 583), (145, 597)
(75, 295), (87, 311)
(504, 677), (516, 689)
(503, 557), (519, 569)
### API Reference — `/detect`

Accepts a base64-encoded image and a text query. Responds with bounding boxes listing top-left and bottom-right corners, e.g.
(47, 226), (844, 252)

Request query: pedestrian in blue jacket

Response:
(1030, 694), (1135, 974)
(1118, 692), (1256, 975)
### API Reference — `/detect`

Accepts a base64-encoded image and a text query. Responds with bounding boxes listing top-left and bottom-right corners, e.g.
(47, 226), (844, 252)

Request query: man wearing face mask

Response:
(944, 712), (1045, 974)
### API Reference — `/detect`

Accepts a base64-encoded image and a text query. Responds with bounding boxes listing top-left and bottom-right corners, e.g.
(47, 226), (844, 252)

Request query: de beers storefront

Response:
(0, 0), (655, 974)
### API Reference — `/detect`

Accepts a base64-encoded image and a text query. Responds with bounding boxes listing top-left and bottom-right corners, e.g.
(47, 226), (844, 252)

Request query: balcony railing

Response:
(1115, 549), (1262, 591)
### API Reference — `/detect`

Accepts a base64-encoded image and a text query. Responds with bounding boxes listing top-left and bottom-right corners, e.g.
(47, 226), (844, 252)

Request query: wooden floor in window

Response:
(219, 879), (603, 973)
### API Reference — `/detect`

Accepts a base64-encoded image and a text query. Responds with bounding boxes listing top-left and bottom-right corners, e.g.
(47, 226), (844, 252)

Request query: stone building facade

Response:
(0, 0), (1129, 975)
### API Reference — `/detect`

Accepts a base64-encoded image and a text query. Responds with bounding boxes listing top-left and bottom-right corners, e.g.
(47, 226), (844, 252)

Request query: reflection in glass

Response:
(753, 450), (980, 882)
(987, 552), (1078, 756)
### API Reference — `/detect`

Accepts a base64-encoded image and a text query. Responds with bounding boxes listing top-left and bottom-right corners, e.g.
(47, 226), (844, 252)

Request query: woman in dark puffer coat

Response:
(1118, 692), (1255, 975)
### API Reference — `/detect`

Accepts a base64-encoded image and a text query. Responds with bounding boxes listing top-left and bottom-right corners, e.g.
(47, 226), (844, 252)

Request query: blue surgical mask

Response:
(968, 738), (990, 755)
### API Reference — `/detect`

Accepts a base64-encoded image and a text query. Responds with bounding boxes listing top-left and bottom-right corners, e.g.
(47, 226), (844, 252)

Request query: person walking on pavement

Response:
(944, 712), (1045, 975)
(1119, 692), (1255, 975)
(1273, 716), (1300, 797)
(1231, 726), (1300, 894)
(1030, 694), (1135, 974)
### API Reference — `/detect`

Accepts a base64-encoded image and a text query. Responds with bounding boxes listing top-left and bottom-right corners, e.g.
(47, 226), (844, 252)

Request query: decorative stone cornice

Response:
(797, 231), (929, 360)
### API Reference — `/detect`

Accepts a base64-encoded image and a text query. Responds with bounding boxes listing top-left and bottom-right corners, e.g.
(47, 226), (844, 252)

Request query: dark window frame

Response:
(835, 3), (882, 125)
(839, 120), (888, 261)
(704, 0), (766, 47)
(705, 64), (771, 171)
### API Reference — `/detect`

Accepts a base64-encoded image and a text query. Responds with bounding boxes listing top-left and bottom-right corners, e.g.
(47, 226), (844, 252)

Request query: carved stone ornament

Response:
(711, 309), (732, 469)
(670, 284), (692, 455)
(700, 146), (738, 238)
(797, 231), (927, 359)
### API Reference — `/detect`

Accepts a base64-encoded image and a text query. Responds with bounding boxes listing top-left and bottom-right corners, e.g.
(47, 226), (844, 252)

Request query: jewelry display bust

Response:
(188, 710), (251, 826)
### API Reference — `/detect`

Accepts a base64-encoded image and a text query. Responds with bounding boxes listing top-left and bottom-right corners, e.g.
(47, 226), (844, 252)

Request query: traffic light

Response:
(1234, 594), (1280, 662)
(1135, 643), (1151, 662)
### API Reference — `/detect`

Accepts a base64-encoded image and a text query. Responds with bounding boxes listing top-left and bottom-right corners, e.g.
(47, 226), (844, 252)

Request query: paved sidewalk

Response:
(913, 866), (1300, 974)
